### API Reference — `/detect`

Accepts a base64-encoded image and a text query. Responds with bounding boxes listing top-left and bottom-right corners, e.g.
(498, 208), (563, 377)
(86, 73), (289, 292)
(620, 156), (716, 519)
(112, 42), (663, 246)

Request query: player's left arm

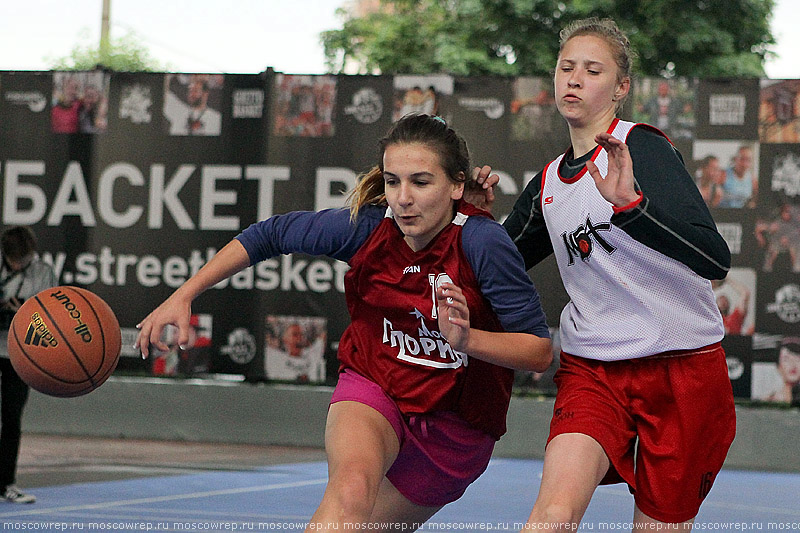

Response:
(610, 127), (731, 280)
(436, 282), (551, 372)
(438, 218), (552, 372)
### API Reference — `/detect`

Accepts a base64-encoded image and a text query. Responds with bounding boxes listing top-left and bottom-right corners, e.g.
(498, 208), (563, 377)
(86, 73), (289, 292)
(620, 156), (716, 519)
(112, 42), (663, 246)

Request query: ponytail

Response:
(347, 166), (386, 222)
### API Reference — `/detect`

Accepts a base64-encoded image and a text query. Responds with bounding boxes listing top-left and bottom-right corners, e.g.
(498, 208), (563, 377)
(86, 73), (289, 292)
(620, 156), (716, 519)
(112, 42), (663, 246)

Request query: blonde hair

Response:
(347, 114), (470, 221)
(559, 17), (636, 112)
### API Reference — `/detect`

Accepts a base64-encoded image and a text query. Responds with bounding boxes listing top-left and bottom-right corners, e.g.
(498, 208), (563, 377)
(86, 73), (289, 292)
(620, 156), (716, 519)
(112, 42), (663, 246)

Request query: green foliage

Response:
(49, 30), (167, 72)
(321, 0), (776, 78)
(322, 0), (522, 75)
(608, 0), (775, 77)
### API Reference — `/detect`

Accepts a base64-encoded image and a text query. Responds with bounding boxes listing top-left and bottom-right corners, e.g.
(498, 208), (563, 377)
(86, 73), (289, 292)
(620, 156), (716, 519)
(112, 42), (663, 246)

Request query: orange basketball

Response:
(7, 286), (121, 398)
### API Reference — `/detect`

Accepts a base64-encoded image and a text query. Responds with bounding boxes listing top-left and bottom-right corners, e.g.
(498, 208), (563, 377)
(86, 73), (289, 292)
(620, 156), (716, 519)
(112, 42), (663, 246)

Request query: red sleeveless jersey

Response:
(338, 200), (514, 439)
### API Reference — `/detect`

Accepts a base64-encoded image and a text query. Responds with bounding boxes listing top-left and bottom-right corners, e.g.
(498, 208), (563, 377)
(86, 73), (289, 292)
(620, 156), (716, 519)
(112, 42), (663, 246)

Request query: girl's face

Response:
(778, 348), (800, 385)
(383, 142), (464, 252)
(554, 35), (629, 129)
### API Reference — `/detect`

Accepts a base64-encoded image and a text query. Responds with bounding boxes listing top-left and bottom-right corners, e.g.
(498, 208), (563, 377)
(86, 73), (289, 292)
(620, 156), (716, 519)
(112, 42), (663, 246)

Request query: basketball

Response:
(7, 286), (121, 398)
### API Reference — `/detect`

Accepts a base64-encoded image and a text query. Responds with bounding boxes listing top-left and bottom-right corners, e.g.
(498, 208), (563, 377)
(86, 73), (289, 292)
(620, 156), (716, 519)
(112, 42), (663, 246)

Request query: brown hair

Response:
(1, 226), (37, 262)
(347, 114), (471, 220)
(559, 17), (635, 112)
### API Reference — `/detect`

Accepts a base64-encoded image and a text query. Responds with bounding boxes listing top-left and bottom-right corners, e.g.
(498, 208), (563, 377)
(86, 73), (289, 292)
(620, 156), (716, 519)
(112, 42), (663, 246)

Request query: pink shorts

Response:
(548, 344), (736, 523)
(330, 369), (495, 507)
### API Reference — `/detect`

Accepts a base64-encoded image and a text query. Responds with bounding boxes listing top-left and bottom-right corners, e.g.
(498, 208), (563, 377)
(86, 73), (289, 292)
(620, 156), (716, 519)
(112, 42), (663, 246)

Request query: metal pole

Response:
(100, 0), (111, 61)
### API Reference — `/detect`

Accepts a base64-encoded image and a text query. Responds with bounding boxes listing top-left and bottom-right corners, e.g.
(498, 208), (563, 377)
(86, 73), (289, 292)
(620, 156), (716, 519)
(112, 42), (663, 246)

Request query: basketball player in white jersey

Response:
(476, 17), (735, 531)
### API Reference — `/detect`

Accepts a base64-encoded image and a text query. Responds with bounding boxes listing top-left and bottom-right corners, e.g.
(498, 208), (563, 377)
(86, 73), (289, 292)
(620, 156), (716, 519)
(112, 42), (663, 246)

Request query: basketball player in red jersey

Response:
(136, 114), (552, 531)
(475, 17), (735, 531)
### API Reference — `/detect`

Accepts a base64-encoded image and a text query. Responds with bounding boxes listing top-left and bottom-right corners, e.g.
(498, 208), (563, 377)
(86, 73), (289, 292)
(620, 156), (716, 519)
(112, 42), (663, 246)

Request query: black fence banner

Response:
(1, 70), (798, 401)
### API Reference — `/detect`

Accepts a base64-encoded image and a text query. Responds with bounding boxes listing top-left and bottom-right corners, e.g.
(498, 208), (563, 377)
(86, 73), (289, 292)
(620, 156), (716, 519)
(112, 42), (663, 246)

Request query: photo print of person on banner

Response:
(264, 315), (327, 383)
(510, 77), (564, 143)
(392, 74), (452, 122)
(272, 74), (337, 137)
(51, 71), (110, 134)
(759, 79), (800, 143)
(163, 73), (224, 136)
(752, 336), (800, 406)
(693, 140), (759, 208)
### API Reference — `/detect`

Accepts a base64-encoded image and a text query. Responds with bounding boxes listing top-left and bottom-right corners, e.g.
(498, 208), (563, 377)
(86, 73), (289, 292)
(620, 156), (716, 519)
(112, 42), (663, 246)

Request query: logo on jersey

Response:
(382, 308), (467, 369)
(561, 215), (615, 265)
(403, 265), (421, 274)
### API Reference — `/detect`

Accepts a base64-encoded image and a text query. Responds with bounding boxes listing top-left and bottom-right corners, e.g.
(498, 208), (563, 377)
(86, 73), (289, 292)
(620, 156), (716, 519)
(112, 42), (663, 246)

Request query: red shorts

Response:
(330, 369), (495, 507)
(548, 343), (736, 523)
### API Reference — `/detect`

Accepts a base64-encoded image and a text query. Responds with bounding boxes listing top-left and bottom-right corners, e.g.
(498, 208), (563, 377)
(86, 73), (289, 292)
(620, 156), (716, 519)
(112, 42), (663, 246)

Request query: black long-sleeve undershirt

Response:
(504, 127), (731, 280)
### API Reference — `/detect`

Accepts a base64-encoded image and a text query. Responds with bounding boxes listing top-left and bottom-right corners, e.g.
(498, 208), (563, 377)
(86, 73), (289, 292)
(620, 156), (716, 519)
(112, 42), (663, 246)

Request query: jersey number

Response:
(428, 273), (453, 319)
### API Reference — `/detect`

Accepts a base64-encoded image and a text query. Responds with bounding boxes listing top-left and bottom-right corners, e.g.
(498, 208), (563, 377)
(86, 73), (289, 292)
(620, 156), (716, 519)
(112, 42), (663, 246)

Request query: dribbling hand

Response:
(134, 293), (193, 359)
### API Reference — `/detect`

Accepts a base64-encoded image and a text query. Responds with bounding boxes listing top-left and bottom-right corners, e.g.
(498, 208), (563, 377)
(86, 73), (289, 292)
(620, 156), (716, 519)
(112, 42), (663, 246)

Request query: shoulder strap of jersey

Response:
(457, 199), (495, 221)
(613, 118), (674, 146)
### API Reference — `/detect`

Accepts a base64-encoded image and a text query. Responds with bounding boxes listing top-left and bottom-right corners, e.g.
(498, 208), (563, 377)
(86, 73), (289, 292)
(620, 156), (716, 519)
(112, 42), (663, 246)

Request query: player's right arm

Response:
(611, 127), (731, 280)
(467, 163), (554, 270)
(135, 239), (250, 357)
(136, 207), (381, 357)
(502, 170), (554, 270)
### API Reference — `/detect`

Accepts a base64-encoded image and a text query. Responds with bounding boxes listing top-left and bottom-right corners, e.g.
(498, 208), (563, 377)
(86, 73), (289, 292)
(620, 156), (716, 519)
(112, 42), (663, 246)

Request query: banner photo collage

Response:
(0, 70), (797, 402)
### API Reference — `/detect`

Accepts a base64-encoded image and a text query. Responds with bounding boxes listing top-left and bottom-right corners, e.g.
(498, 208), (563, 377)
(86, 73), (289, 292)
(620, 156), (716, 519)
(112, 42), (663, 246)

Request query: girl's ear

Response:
(614, 77), (631, 101)
(452, 174), (465, 200)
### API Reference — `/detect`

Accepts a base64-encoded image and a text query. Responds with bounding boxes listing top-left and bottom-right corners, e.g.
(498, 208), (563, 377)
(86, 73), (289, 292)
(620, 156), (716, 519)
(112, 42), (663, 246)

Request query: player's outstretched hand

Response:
(436, 282), (470, 352)
(586, 132), (640, 210)
(135, 292), (192, 359)
(465, 165), (498, 212)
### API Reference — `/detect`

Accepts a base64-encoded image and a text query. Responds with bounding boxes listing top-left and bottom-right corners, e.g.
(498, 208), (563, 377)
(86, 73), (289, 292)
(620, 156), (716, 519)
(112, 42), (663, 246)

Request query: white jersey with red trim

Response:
(541, 119), (723, 361)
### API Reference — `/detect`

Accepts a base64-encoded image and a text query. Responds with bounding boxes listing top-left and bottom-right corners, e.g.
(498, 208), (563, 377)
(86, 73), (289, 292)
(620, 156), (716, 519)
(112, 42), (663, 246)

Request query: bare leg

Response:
(307, 401), (400, 533)
(369, 477), (442, 531)
(523, 433), (610, 531)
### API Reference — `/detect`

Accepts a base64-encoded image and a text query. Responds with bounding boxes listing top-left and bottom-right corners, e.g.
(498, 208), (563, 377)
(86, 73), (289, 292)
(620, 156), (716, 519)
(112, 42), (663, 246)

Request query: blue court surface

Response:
(1, 458), (798, 532)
